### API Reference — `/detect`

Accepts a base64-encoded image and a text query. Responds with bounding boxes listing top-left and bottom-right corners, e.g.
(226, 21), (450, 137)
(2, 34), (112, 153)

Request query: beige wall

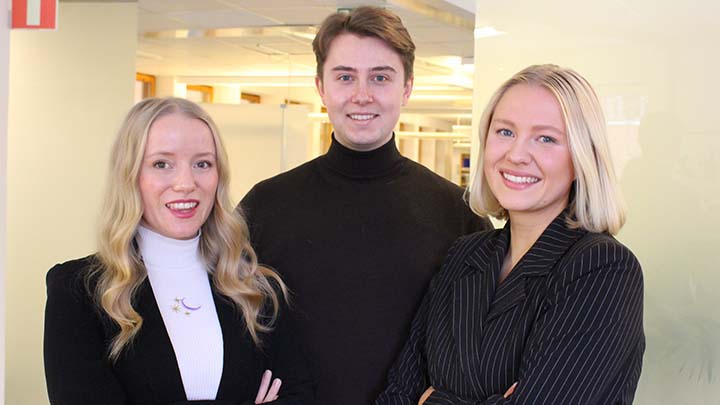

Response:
(472, 2), (720, 402)
(201, 103), (312, 202)
(0, 0), (10, 402)
(6, 3), (136, 403)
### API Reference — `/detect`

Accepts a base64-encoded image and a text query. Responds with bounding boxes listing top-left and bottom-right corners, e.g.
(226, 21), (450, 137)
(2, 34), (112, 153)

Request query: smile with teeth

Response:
(166, 201), (198, 210)
(348, 113), (377, 121)
(503, 172), (540, 184)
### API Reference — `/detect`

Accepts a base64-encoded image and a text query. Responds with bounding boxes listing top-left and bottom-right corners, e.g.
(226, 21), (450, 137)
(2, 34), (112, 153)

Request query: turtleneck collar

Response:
(136, 225), (203, 270)
(321, 134), (405, 179)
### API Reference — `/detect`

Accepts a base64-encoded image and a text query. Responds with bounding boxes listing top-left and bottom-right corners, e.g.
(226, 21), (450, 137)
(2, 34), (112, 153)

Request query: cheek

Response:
(205, 172), (219, 197)
(138, 174), (166, 207)
(483, 139), (501, 171)
(138, 175), (154, 203)
(551, 151), (574, 176)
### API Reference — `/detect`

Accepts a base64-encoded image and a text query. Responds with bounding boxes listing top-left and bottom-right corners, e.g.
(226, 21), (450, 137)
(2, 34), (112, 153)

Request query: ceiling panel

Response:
(241, 7), (338, 24)
(139, 10), (191, 31)
(163, 9), (280, 28)
(139, 0), (228, 14)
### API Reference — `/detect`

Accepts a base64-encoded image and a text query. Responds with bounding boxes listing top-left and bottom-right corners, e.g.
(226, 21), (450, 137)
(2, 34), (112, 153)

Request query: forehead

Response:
(493, 84), (565, 128)
(323, 33), (403, 73)
(145, 112), (215, 152)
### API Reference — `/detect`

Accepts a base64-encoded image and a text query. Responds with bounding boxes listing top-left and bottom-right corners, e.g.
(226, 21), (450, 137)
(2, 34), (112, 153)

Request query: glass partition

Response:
(472, 2), (720, 402)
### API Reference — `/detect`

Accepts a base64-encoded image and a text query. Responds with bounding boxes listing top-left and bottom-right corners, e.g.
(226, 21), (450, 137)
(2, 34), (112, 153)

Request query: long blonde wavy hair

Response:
(92, 97), (286, 361)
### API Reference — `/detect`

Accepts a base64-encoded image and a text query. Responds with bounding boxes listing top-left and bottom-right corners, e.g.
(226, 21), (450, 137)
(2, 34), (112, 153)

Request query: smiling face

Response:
(316, 33), (413, 151)
(483, 83), (575, 224)
(138, 112), (218, 240)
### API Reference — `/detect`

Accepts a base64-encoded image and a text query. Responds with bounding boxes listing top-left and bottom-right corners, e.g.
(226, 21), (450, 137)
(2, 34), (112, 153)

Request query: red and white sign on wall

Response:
(12, 0), (58, 30)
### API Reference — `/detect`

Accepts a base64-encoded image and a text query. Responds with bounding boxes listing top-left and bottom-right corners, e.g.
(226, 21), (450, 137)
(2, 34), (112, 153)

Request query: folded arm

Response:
(423, 241), (644, 404)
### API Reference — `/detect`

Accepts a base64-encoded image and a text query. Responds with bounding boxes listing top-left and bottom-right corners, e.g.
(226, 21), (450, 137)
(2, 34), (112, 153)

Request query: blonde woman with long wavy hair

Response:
(44, 97), (314, 404)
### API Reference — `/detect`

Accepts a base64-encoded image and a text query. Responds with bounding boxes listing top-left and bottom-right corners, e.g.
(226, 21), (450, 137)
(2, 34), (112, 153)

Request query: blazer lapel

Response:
(486, 212), (587, 322)
(486, 272), (526, 322)
(452, 227), (509, 397)
(134, 279), (187, 400)
(213, 288), (258, 399)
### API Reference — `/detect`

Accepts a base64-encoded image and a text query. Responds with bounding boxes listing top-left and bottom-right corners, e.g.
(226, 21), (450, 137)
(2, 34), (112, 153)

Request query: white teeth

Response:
(166, 202), (198, 210)
(349, 114), (375, 120)
(503, 172), (539, 184)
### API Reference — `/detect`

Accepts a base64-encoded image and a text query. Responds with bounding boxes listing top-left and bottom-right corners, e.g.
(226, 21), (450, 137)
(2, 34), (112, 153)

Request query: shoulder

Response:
(452, 228), (503, 254)
(402, 159), (465, 197)
(401, 160), (492, 229)
(245, 159), (319, 198)
(552, 232), (642, 290)
(240, 159), (321, 215)
(46, 255), (98, 301)
(434, 229), (503, 279)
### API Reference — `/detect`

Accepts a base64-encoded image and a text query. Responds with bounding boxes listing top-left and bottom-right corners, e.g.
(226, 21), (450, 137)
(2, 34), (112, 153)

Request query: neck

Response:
(136, 225), (203, 269)
(323, 133), (404, 179)
(501, 205), (567, 281)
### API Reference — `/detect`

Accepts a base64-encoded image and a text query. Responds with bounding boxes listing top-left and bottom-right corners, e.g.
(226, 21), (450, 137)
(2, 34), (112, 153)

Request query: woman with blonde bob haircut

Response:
(470, 64), (626, 235)
(378, 65), (644, 404)
(44, 97), (314, 404)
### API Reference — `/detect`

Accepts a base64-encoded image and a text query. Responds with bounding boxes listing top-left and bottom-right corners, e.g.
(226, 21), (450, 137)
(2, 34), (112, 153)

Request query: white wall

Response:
(200, 103), (312, 202)
(6, 3), (136, 403)
(0, 0), (10, 402)
(472, 2), (720, 402)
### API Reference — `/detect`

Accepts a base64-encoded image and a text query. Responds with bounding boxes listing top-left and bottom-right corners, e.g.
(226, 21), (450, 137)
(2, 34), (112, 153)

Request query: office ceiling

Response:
(136, 0), (478, 119)
(136, 0), (720, 120)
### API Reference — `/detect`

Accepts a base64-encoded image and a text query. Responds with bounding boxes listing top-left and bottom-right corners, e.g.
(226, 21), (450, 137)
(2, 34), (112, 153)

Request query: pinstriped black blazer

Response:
(376, 212), (644, 404)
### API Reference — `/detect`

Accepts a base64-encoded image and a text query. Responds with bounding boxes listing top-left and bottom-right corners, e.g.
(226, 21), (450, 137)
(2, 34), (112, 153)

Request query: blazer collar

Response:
(463, 227), (508, 274)
(511, 211), (587, 277)
(452, 210), (586, 394)
(462, 210), (586, 278)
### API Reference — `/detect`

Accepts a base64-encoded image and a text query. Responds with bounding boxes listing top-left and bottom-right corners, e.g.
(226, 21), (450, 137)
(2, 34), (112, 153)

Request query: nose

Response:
(351, 81), (373, 104)
(506, 138), (531, 165)
(172, 166), (196, 193)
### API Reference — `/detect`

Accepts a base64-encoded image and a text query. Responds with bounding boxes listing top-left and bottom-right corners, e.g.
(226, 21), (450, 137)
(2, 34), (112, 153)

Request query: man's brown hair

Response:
(312, 6), (416, 81)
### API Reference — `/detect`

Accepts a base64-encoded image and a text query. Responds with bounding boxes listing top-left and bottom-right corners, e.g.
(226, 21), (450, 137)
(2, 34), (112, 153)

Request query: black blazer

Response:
(44, 256), (315, 405)
(377, 213), (644, 404)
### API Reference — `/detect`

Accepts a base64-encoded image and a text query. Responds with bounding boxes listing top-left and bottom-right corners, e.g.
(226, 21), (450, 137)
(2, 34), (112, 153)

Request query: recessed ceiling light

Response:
(474, 26), (505, 39)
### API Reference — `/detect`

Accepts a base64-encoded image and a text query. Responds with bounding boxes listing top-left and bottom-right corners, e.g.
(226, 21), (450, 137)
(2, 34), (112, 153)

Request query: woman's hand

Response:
(255, 369), (282, 404)
(417, 382), (515, 404)
(418, 386), (435, 404)
(504, 382), (518, 398)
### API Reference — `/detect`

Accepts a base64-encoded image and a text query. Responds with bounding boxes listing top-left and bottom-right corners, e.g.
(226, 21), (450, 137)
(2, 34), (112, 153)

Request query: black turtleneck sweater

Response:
(240, 137), (491, 405)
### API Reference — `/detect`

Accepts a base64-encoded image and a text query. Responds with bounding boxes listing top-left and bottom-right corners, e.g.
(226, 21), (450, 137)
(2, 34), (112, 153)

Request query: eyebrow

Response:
(330, 65), (398, 73)
(492, 118), (565, 134)
(145, 151), (216, 159)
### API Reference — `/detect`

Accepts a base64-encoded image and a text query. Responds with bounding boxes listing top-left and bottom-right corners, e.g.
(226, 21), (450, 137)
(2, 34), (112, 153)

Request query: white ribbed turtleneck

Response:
(136, 225), (223, 400)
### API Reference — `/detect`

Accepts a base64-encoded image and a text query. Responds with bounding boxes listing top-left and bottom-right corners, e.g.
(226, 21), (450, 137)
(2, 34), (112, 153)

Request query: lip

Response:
(165, 199), (199, 219)
(499, 169), (541, 190)
(347, 113), (379, 123)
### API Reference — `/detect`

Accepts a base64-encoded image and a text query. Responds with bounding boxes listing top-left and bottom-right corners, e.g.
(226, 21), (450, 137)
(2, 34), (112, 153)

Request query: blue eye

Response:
(538, 135), (557, 144)
(195, 160), (213, 169)
(153, 161), (169, 169)
(338, 74), (352, 82)
(374, 75), (388, 82)
(498, 128), (513, 137)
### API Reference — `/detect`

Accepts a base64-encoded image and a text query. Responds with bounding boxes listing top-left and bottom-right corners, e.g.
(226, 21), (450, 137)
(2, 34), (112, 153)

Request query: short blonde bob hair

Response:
(469, 64), (626, 234)
(92, 97), (286, 361)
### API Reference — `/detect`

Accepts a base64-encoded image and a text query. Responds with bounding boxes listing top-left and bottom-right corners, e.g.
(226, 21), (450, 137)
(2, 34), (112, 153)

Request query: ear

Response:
(315, 76), (326, 103)
(401, 76), (414, 106)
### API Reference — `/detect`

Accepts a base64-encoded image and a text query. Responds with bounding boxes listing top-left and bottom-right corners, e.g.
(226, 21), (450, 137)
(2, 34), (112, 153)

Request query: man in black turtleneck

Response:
(239, 7), (492, 405)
